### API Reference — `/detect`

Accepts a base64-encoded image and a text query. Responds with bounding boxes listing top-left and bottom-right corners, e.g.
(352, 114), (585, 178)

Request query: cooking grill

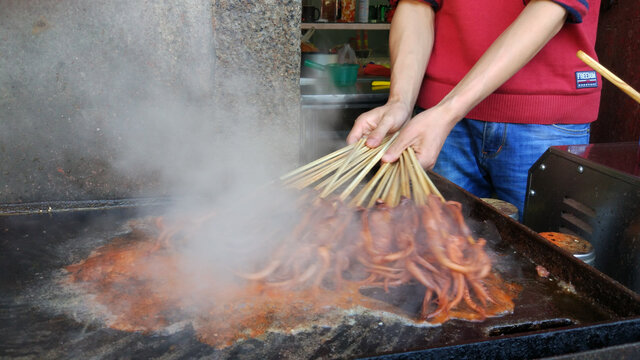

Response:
(2, 175), (640, 359)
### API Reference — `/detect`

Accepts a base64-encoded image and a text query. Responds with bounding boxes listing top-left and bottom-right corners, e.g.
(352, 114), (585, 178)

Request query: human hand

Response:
(381, 105), (459, 169)
(346, 100), (412, 148)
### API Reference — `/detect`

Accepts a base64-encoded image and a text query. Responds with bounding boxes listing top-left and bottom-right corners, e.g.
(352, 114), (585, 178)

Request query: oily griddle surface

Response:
(0, 198), (634, 360)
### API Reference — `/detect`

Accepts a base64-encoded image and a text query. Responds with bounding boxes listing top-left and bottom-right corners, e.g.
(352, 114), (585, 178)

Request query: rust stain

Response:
(32, 16), (50, 35)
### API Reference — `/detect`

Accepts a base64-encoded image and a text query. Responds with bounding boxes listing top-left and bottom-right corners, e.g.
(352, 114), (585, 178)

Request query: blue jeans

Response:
(433, 119), (590, 221)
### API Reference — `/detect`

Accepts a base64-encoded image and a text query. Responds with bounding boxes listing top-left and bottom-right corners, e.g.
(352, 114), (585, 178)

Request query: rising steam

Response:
(1, 0), (304, 315)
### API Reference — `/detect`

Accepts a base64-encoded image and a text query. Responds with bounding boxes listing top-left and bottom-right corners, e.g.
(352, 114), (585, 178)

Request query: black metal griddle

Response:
(2, 175), (640, 360)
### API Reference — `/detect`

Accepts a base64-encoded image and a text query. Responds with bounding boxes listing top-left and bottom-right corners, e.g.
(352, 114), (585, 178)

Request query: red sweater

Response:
(392, 0), (602, 124)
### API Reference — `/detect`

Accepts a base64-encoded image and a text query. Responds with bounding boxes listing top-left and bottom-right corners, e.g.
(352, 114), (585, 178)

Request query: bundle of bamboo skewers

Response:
(267, 135), (514, 321)
(280, 134), (443, 207)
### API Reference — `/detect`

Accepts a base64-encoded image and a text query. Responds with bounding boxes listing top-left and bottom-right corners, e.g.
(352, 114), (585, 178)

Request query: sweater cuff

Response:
(524, 0), (589, 23)
(390, 0), (440, 11)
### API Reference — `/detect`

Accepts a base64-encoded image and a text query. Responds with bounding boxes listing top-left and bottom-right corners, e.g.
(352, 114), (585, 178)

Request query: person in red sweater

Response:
(347, 0), (601, 220)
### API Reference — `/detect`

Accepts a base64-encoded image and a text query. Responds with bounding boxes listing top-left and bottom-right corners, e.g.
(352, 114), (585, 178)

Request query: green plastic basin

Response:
(326, 63), (359, 87)
(303, 60), (359, 87)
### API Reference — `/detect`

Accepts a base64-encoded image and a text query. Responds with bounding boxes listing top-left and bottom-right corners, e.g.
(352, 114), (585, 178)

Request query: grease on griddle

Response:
(64, 211), (519, 348)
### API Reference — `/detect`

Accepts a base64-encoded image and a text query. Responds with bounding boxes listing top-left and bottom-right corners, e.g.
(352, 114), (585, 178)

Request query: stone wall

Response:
(0, 0), (301, 203)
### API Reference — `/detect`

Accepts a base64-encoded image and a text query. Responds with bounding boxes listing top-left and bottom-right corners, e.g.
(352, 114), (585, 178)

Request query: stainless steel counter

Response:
(300, 77), (389, 105)
(299, 77), (389, 163)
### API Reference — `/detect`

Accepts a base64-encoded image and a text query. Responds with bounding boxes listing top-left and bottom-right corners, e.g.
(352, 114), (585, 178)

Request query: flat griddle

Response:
(1, 175), (640, 359)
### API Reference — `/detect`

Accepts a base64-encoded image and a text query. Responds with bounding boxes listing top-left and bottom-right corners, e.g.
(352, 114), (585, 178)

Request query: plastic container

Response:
(320, 0), (338, 22)
(303, 60), (359, 86)
(340, 0), (356, 22)
(301, 53), (338, 78)
(357, 0), (369, 23)
(326, 63), (359, 86)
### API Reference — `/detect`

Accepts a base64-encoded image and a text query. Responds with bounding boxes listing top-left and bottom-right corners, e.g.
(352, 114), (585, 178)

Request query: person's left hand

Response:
(381, 104), (460, 169)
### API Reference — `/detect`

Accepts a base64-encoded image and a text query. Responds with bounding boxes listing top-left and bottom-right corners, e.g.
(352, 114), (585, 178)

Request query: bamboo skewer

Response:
(577, 50), (640, 104)
(350, 162), (391, 207)
(280, 143), (355, 181)
(313, 147), (374, 188)
(399, 155), (411, 199)
(320, 137), (367, 198)
(284, 151), (350, 188)
(391, 163), (403, 206)
(403, 151), (425, 206)
(407, 147), (444, 201)
(423, 172), (443, 200)
(406, 148), (431, 197)
(289, 144), (369, 189)
(368, 164), (395, 208)
(286, 149), (361, 189)
(317, 148), (379, 193)
(338, 132), (399, 201)
(283, 133), (444, 208)
(379, 164), (396, 205)
(387, 164), (401, 205)
(318, 145), (378, 194)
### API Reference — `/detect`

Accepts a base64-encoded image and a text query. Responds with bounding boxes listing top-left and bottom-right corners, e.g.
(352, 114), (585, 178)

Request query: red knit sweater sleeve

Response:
(524, 0), (591, 23)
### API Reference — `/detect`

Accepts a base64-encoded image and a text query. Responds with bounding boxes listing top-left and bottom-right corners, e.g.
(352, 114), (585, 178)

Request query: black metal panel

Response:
(523, 145), (640, 292)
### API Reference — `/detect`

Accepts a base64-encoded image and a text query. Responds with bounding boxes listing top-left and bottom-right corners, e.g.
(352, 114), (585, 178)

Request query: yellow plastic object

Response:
(371, 80), (389, 90)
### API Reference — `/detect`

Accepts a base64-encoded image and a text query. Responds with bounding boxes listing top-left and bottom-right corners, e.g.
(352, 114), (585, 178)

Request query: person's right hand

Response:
(346, 99), (412, 148)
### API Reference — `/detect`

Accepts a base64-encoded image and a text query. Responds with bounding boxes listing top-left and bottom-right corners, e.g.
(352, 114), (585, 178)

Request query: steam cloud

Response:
(1, 2), (301, 293)
(0, 1), (298, 204)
